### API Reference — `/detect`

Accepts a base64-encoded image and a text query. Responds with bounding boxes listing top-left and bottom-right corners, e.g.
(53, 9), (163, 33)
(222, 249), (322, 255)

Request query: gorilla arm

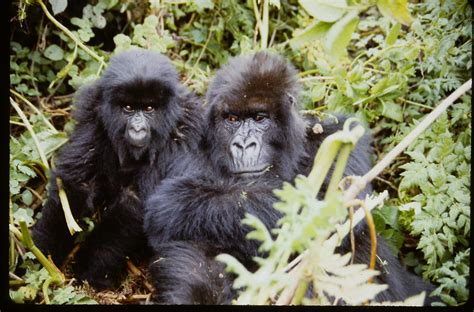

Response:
(144, 176), (282, 263)
(144, 176), (283, 304)
(32, 83), (104, 265)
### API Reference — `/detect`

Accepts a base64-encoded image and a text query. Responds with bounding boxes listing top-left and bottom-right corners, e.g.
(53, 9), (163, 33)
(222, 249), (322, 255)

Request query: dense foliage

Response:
(9, 0), (471, 305)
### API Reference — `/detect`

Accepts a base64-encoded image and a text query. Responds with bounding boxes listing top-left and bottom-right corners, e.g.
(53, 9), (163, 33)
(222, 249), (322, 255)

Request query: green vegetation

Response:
(10, 0), (471, 305)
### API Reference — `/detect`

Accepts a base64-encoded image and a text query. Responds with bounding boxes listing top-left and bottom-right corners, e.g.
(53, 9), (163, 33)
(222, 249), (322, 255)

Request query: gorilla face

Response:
(207, 95), (300, 181)
(100, 78), (180, 164)
(204, 52), (307, 181)
(223, 109), (272, 177)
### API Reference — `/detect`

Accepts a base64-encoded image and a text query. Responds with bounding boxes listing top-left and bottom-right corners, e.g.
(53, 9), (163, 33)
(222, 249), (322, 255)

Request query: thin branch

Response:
(10, 89), (58, 133)
(35, 0), (107, 68)
(183, 27), (214, 85)
(18, 221), (64, 284)
(344, 78), (471, 201)
(10, 97), (50, 169)
(127, 260), (154, 292)
(277, 78), (472, 305)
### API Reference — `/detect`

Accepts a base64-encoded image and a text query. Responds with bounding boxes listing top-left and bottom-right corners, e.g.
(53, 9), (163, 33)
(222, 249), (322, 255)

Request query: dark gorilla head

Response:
(96, 49), (186, 164)
(204, 52), (306, 181)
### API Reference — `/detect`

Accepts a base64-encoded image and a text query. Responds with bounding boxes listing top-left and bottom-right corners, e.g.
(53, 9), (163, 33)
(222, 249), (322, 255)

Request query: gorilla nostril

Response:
(245, 142), (257, 150)
(232, 139), (244, 150)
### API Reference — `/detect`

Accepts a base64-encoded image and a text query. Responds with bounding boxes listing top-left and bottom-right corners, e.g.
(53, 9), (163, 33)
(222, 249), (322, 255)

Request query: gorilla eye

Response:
(123, 105), (134, 112)
(226, 114), (239, 123)
(144, 106), (154, 113)
(254, 113), (268, 122)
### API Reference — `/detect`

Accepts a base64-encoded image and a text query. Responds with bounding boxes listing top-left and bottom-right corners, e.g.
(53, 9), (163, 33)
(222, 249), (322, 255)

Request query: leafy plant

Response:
(9, 0), (471, 305)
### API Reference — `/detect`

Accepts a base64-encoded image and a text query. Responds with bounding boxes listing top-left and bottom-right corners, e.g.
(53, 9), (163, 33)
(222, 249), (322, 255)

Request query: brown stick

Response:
(126, 260), (154, 292)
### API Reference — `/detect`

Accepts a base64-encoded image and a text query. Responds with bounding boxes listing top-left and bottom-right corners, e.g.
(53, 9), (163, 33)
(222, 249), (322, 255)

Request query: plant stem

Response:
(18, 221), (64, 284)
(261, 0), (269, 49)
(56, 177), (83, 235)
(10, 89), (58, 133)
(9, 198), (17, 271)
(10, 97), (50, 170)
(325, 144), (352, 199)
(307, 139), (341, 198)
(344, 78), (472, 201)
(35, 0), (107, 68)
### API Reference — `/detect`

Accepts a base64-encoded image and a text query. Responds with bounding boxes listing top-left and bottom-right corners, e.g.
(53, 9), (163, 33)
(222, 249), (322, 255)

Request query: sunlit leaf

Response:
(324, 11), (359, 60)
(299, 0), (348, 23)
(377, 0), (413, 26)
(49, 0), (68, 15)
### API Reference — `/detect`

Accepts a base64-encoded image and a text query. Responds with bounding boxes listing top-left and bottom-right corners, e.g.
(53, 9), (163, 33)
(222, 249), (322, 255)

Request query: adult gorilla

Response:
(32, 49), (204, 289)
(144, 52), (435, 304)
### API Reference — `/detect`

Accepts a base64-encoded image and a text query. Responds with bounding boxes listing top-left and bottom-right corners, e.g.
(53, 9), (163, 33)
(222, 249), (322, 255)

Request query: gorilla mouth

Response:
(128, 129), (148, 147)
(232, 165), (271, 177)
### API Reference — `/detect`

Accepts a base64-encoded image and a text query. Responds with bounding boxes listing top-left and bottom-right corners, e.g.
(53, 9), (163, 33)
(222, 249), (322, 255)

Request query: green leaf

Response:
(44, 44), (64, 61)
(10, 289), (25, 303)
(377, 0), (413, 26)
(290, 21), (332, 50)
(310, 83), (326, 102)
(13, 208), (35, 227)
(194, 0), (214, 12)
(324, 11), (359, 61)
(299, 0), (348, 23)
(381, 99), (403, 122)
(49, 0), (68, 15)
(113, 34), (132, 54)
(21, 189), (34, 206)
(51, 286), (76, 304)
(385, 22), (401, 46)
(269, 0), (281, 9)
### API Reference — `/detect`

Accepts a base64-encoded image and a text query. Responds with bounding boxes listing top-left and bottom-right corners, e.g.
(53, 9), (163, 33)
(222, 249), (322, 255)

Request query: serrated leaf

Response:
(381, 99), (403, 122)
(269, 0), (281, 9)
(377, 0), (413, 26)
(51, 286), (76, 304)
(299, 0), (348, 23)
(49, 0), (68, 15)
(9, 289), (25, 303)
(324, 11), (359, 61)
(113, 34), (132, 53)
(17, 286), (37, 302)
(13, 208), (34, 227)
(44, 44), (64, 61)
(194, 0), (214, 12)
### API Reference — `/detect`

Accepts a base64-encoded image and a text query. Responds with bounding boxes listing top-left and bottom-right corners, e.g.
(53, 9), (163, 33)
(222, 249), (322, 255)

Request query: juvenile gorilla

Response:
(144, 52), (435, 304)
(32, 49), (203, 289)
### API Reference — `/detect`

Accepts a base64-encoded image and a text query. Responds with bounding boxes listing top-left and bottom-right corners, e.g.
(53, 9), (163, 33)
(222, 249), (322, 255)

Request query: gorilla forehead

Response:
(206, 52), (301, 111)
(108, 78), (174, 105)
(101, 49), (180, 91)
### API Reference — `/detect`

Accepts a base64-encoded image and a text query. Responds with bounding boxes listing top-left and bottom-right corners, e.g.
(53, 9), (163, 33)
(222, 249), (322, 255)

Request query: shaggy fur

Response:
(32, 49), (204, 289)
(144, 52), (436, 304)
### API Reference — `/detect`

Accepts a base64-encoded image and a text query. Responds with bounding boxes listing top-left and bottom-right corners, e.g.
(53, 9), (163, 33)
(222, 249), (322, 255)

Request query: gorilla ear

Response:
(287, 92), (297, 107)
(71, 79), (104, 123)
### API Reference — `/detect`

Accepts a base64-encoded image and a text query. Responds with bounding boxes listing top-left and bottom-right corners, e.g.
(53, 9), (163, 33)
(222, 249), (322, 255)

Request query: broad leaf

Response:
(44, 44), (64, 61)
(299, 0), (348, 23)
(290, 21), (332, 50)
(49, 0), (68, 15)
(324, 11), (359, 60)
(377, 0), (413, 26)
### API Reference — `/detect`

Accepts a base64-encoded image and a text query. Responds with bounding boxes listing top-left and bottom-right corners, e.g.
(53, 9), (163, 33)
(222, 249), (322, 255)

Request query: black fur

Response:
(144, 52), (436, 304)
(32, 49), (204, 290)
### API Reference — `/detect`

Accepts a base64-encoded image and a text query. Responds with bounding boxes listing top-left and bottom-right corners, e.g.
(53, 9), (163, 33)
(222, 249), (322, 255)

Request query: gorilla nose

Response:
(131, 123), (146, 132)
(232, 138), (258, 151)
(129, 129), (147, 142)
